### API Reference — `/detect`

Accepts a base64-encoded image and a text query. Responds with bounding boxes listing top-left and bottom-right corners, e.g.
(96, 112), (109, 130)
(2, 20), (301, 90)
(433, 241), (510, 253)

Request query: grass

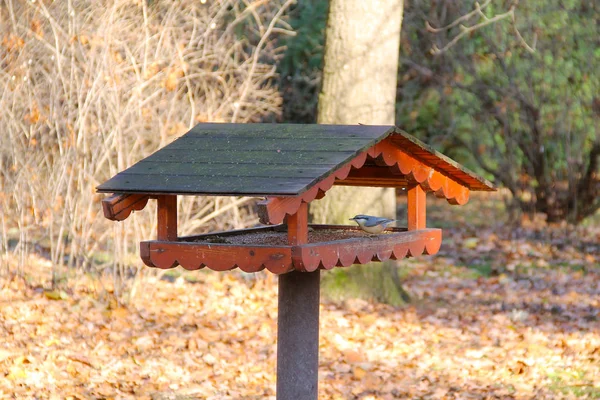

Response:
(548, 369), (600, 398)
(322, 262), (412, 306)
(470, 261), (495, 277)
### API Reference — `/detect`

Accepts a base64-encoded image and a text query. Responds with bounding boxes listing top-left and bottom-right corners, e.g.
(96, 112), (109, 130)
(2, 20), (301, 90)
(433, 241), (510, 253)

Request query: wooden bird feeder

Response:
(98, 123), (494, 399)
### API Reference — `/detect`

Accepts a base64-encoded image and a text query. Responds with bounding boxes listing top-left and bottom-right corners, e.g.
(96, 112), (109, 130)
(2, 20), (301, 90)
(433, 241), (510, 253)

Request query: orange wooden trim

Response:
(257, 197), (302, 225)
(335, 165), (410, 188)
(256, 160), (360, 225)
(258, 137), (470, 225)
(141, 240), (294, 274)
(421, 169), (470, 205)
(315, 189), (327, 200)
(102, 194), (149, 221)
(370, 139), (470, 204)
(407, 184), (426, 230)
(387, 133), (496, 191)
(293, 227), (441, 272)
(139, 225), (441, 275)
(370, 141), (432, 183)
(287, 202), (308, 245)
(157, 195), (177, 241)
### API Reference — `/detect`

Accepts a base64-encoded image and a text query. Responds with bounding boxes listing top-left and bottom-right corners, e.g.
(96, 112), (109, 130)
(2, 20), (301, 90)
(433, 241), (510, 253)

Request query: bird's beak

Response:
(349, 217), (355, 221)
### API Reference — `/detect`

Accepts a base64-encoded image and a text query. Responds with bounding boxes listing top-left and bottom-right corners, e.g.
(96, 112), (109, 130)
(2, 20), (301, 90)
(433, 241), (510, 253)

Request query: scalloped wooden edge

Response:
(140, 226), (441, 275)
(370, 140), (469, 205)
(140, 241), (294, 274)
(102, 194), (150, 221)
(292, 228), (441, 272)
(258, 138), (469, 224)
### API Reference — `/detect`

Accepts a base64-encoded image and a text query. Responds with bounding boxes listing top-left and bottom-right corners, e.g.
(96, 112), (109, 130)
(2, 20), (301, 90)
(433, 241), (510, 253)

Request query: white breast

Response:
(359, 224), (386, 234)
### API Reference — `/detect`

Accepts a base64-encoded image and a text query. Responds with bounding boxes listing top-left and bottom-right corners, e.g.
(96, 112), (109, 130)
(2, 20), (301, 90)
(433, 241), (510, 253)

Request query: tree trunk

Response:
(314, 0), (404, 224)
(314, 0), (406, 305)
(318, 1), (403, 125)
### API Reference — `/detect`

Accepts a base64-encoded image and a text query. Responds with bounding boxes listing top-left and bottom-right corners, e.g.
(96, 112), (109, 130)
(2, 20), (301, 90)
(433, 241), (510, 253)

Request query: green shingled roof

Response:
(97, 123), (495, 196)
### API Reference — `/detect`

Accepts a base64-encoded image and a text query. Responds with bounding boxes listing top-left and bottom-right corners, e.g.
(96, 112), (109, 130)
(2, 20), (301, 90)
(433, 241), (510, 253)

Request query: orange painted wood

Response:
(292, 226), (441, 272)
(287, 202), (308, 245)
(370, 139), (470, 204)
(141, 240), (294, 274)
(386, 132), (495, 192)
(258, 137), (471, 225)
(337, 166), (410, 188)
(257, 164), (355, 225)
(258, 197), (303, 225)
(102, 193), (150, 221)
(337, 177), (410, 188)
(140, 225), (441, 274)
(157, 195), (177, 241)
(408, 184), (426, 230)
(421, 170), (470, 205)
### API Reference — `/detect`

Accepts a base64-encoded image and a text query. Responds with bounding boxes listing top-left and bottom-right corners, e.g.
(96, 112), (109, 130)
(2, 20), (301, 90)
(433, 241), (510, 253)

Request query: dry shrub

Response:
(0, 0), (294, 290)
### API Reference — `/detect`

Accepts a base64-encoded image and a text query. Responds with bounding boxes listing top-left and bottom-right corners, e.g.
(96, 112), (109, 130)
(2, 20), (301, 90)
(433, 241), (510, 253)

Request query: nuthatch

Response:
(349, 214), (397, 234)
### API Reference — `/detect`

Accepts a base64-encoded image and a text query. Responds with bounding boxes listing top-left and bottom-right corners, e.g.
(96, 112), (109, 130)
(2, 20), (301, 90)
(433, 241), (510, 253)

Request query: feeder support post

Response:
(277, 202), (319, 400)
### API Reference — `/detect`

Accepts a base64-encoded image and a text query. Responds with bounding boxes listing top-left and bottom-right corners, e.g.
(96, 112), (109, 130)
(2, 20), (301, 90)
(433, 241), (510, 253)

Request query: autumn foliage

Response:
(1, 212), (599, 398)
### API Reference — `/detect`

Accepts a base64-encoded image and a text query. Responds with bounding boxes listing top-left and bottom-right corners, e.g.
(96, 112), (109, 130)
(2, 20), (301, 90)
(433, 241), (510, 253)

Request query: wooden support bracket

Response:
(102, 194), (150, 221)
(407, 184), (426, 230)
(257, 190), (325, 226)
(157, 195), (178, 241)
(287, 202), (308, 246)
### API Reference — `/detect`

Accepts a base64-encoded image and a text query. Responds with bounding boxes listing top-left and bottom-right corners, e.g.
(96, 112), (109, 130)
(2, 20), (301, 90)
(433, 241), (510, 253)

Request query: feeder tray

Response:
(140, 225), (442, 274)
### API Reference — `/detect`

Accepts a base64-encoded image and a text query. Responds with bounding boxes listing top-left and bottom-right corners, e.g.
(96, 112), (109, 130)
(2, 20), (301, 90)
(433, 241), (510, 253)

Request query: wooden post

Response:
(407, 184), (426, 230)
(277, 270), (320, 400)
(277, 202), (319, 400)
(156, 195), (177, 241)
(287, 202), (308, 245)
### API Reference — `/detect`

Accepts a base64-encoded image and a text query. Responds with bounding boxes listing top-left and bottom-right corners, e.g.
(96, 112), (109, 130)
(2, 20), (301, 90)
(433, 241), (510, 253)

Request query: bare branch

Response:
(425, 0), (492, 33)
(431, 6), (515, 55)
(1, 0), (289, 283)
(511, 11), (537, 53)
(232, 0), (297, 122)
(427, 1), (536, 55)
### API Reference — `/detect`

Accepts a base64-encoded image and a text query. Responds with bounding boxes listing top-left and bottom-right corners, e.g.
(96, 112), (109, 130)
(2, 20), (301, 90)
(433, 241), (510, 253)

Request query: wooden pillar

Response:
(286, 202), (308, 245)
(156, 195), (177, 241)
(277, 202), (319, 400)
(407, 184), (426, 230)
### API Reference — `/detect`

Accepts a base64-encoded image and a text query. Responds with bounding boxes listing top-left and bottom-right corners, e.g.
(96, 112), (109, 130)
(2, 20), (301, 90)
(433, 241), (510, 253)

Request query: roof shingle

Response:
(97, 123), (494, 196)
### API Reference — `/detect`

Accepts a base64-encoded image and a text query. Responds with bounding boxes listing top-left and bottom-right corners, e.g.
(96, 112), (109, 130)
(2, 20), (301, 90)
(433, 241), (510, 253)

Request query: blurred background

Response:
(1, 0), (597, 298)
(1, 1), (599, 398)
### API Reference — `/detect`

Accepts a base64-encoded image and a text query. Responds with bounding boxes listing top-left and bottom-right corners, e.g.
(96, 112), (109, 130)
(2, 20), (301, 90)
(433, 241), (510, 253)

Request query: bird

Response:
(349, 214), (397, 234)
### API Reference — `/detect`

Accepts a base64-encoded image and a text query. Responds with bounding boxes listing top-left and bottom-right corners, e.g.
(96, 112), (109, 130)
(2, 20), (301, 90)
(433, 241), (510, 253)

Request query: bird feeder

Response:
(98, 123), (494, 399)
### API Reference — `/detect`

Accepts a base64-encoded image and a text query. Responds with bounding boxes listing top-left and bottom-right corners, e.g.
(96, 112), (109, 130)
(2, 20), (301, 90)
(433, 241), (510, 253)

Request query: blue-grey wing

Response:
(364, 217), (395, 227)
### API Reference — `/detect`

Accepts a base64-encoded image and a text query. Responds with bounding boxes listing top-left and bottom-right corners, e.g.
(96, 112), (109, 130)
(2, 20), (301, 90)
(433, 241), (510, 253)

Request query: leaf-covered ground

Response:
(1, 195), (599, 399)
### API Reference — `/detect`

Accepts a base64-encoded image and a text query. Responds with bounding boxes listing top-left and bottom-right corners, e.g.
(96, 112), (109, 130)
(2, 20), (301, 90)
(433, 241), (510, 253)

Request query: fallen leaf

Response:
(44, 289), (68, 300)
